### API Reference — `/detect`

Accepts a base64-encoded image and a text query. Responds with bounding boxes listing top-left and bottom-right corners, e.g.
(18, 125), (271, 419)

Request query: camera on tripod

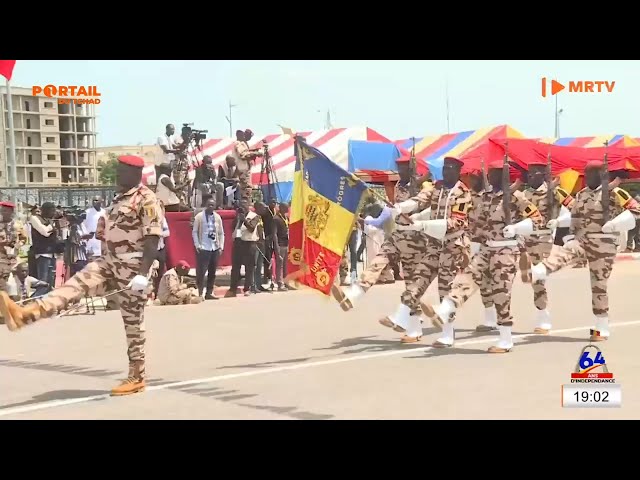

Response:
(181, 123), (208, 147)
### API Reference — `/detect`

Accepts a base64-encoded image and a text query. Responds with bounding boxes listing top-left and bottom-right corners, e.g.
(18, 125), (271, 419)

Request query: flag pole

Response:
(5, 78), (17, 188)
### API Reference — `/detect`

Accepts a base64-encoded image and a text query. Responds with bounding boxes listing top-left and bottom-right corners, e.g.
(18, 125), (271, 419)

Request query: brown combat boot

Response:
(0, 292), (45, 331)
(110, 361), (146, 396)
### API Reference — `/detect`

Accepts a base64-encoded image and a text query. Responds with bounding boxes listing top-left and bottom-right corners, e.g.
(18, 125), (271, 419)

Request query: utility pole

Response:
(225, 101), (237, 137)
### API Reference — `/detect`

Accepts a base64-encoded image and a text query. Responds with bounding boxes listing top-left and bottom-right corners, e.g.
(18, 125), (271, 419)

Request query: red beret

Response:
(585, 160), (604, 170)
(467, 168), (482, 175)
(487, 160), (504, 170)
(443, 156), (464, 166)
(527, 158), (548, 167)
(396, 155), (411, 164)
(0, 201), (15, 208)
(176, 260), (190, 269)
(118, 155), (145, 168)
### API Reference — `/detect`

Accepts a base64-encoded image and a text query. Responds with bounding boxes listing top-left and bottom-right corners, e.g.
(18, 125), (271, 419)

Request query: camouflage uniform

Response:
(425, 188), (542, 352)
(3, 185), (164, 390)
(157, 268), (201, 305)
(0, 219), (24, 292)
(469, 190), (494, 313)
(232, 140), (256, 204)
(535, 185), (640, 341)
(331, 180), (421, 319)
(522, 182), (574, 332)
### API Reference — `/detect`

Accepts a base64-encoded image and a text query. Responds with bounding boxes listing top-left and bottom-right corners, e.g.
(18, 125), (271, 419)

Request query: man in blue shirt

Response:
(192, 198), (225, 299)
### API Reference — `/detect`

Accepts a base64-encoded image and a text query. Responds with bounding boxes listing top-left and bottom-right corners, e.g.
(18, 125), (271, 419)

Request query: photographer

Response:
(232, 129), (263, 204)
(157, 123), (184, 168)
(29, 202), (62, 287)
(193, 155), (224, 209)
(64, 209), (92, 276)
(156, 163), (192, 212)
(218, 155), (240, 208)
(192, 197), (224, 299)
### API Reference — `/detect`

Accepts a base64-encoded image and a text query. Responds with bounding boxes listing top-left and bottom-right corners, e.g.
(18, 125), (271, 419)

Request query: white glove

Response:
(470, 242), (481, 256)
(546, 219), (558, 230)
(129, 275), (149, 292)
(601, 221), (614, 234)
(503, 225), (516, 238)
(563, 239), (580, 252)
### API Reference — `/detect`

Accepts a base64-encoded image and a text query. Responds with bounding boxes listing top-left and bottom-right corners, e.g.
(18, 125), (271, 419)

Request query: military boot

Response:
(110, 361), (146, 396)
(0, 292), (46, 331)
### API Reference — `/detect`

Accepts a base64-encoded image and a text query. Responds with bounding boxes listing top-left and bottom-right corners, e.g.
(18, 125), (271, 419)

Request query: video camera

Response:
(181, 123), (208, 147)
(61, 206), (87, 223)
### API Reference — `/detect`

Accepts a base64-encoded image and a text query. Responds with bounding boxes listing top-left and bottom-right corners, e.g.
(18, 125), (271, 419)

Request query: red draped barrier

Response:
(164, 210), (237, 269)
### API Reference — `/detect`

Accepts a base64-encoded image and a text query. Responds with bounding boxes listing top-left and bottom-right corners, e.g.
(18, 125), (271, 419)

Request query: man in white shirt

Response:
(7, 263), (50, 302)
(156, 124), (184, 168)
(82, 196), (106, 260)
(156, 163), (191, 212)
(192, 198), (225, 299)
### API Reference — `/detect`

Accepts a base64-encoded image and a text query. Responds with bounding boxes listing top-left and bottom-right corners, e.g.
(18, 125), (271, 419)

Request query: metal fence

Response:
(0, 186), (117, 208)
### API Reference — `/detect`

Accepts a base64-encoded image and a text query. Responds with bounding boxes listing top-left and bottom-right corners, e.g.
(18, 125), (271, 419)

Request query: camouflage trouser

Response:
(471, 246), (493, 308)
(525, 239), (553, 310)
(238, 170), (253, 204)
(542, 238), (616, 316)
(359, 230), (430, 311)
(162, 288), (200, 305)
(449, 245), (519, 326)
(36, 254), (147, 378)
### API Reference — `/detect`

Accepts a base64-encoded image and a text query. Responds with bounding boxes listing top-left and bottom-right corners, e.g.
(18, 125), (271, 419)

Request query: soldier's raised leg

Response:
(0, 258), (111, 331)
(397, 248), (438, 343)
(527, 245), (553, 334)
(428, 247), (489, 347)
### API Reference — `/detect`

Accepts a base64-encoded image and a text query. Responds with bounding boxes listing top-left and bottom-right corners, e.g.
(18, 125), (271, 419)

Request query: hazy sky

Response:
(8, 60), (640, 146)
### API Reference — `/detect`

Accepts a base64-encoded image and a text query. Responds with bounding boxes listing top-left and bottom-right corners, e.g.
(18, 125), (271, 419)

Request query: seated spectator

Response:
(217, 155), (240, 208)
(156, 260), (203, 305)
(7, 263), (50, 302)
(193, 156), (224, 209)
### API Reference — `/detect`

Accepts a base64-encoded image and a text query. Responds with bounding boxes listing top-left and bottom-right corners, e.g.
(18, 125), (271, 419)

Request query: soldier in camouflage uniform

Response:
(519, 161), (575, 334)
(423, 160), (543, 353)
(331, 155), (424, 327)
(530, 161), (640, 342)
(232, 129), (263, 204)
(466, 169), (499, 332)
(333, 158), (470, 345)
(0, 155), (164, 396)
(0, 202), (26, 293)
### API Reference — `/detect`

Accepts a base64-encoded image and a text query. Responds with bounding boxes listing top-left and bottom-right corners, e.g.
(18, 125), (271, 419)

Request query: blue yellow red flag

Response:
(286, 136), (368, 295)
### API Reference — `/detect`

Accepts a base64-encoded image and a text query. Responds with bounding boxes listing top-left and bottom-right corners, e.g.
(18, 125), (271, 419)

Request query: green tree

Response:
(99, 153), (118, 185)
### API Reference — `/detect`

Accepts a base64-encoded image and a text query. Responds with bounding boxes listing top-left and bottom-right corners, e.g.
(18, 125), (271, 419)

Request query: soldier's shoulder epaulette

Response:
(611, 186), (638, 209)
(457, 180), (470, 192)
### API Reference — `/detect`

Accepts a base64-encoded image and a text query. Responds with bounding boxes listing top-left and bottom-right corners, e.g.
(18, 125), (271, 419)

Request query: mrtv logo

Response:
(571, 345), (615, 383)
(541, 77), (615, 98)
(31, 85), (101, 104)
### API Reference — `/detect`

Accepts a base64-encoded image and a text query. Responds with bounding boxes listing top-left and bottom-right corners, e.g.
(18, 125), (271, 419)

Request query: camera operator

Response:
(29, 202), (62, 287)
(156, 163), (192, 212)
(64, 210), (92, 276)
(157, 123), (185, 169)
(193, 155), (224, 209)
(232, 129), (263, 204)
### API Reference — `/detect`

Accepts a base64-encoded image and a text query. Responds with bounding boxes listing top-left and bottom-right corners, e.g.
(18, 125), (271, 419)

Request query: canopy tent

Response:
(462, 137), (640, 192)
(347, 140), (412, 183)
(394, 125), (524, 180)
(537, 134), (633, 148)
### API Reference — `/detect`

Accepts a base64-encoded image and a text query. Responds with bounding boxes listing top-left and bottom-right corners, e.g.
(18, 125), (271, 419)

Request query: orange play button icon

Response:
(551, 79), (565, 95)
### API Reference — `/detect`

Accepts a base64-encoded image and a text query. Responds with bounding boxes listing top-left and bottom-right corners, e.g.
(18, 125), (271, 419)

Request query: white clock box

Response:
(562, 384), (622, 408)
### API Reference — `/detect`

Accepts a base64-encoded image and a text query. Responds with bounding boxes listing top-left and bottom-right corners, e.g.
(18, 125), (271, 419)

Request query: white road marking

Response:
(1, 319), (639, 418)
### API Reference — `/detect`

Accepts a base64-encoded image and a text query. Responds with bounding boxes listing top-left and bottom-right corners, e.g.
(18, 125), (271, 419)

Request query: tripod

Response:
(258, 143), (282, 204)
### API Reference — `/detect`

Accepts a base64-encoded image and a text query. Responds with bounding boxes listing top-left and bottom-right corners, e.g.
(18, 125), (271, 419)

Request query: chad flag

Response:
(286, 136), (368, 295)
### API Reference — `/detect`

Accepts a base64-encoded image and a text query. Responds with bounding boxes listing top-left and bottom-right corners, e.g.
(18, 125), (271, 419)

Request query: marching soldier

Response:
(332, 157), (469, 346)
(0, 155), (164, 396)
(330, 154), (424, 325)
(519, 160), (574, 334)
(422, 160), (543, 353)
(530, 161), (640, 342)
(466, 168), (499, 332)
(232, 129), (263, 204)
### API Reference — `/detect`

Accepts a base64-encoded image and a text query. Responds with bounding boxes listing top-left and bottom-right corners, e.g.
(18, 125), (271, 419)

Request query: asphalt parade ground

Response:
(1, 261), (639, 420)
